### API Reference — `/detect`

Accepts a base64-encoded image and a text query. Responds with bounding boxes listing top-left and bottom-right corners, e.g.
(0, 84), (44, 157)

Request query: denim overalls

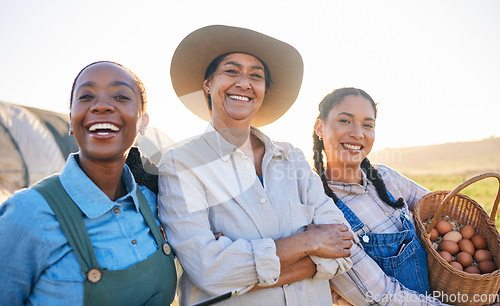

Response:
(334, 191), (430, 295)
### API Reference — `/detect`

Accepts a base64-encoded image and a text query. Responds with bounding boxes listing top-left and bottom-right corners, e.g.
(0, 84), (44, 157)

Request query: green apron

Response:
(33, 175), (177, 305)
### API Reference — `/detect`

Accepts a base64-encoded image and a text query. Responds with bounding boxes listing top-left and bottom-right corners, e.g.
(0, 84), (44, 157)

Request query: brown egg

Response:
(458, 239), (475, 255)
(478, 261), (497, 274)
(456, 252), (473, 268)
(449, 261), (463, 271)
(471, 234), (488, 250)
(435, 220), (453, 235)
(439, 240), (460, 255)
(460, 224), (476, 239)
(439, 251), (453, 262)
(474, 249), (493, 262)
(442, 231), (462, 243)
(430, 228), (439, 242)
(464, 266), (481, 274)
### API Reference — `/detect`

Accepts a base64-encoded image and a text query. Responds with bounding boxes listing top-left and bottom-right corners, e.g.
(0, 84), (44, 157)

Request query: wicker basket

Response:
(413, 172), (500, 306)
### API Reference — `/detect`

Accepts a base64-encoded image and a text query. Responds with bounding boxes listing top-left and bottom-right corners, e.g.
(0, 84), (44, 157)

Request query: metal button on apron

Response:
(87, 269), (102, 283)
(162, 243), (171, 255)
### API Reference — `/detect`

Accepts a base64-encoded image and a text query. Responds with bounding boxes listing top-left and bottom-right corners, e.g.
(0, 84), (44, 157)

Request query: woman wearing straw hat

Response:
(158, 25), (353, 305)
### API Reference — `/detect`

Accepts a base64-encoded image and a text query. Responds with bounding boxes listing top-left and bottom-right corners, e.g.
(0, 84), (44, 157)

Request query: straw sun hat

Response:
(170, 25), (304, 127)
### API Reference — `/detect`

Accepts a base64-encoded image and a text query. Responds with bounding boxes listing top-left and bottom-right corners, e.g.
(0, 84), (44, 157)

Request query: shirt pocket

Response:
(47, 248), (115, 281)
(47, 251), (86, 281)
(289, 201), (315, 232)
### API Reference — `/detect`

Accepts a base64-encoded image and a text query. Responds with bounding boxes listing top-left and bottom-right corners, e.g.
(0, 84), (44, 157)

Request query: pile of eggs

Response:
(430, 219), (497, 274)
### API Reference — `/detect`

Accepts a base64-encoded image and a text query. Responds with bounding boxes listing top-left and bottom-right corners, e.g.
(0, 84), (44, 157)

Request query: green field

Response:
(409, 174), (500, 232)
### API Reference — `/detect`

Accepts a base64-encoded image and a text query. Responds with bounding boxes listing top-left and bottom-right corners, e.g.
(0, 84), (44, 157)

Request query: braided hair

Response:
(125, 147), (159, 195)
(312, 87), (404, 208)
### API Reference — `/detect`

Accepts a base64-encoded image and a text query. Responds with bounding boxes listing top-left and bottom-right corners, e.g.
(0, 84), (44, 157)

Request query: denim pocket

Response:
(47, 251), (86, 281)
(370, 234), (429, 294)
(371, 233), (419, 269)
(48, 248), (114, 281)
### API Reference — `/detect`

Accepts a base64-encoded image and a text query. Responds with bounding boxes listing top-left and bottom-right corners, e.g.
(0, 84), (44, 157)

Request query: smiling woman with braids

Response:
(313, 87), (447, 305)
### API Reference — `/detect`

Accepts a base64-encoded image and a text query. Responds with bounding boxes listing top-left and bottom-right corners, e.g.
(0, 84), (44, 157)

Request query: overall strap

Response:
(32, 175), (100, 273)
(333, 196), (365, 233)
(333, 194), (374, 243)
(387, 190), (396, 202)
(136, 188), (165, 246)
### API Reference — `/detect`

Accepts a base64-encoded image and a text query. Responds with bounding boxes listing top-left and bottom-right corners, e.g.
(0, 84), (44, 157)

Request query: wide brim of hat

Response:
(170, 25), (304, 127)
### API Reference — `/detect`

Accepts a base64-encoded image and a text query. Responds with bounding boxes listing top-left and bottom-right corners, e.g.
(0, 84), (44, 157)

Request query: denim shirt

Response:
(0, 154), (158, 305)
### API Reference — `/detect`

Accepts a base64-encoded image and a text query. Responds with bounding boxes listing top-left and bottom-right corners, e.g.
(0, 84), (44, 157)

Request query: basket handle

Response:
(426, 172), (500, 235)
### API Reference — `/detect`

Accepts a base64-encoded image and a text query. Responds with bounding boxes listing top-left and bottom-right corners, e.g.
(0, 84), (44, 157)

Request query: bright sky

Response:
(1, 0), (499, 159)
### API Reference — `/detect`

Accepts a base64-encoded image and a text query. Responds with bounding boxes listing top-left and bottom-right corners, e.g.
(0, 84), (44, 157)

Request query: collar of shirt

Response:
(59, 153), (140, 218)
(203, 123), (287, 161)
(327, 170), (369, 195)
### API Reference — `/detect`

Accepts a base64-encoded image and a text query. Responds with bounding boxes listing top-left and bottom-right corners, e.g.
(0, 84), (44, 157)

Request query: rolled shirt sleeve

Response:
(251, 239), (280, 286)
(310, 255), (352, 280)
(300, 151), (353, 279)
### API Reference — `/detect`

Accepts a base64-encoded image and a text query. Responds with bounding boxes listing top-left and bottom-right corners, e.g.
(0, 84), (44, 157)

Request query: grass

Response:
(409, 174), (500, 232)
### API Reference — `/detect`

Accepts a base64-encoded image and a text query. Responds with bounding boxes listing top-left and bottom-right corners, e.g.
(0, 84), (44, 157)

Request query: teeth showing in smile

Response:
(343, 143), (362, 150)
(228, 95), (250, 101)
(89, 123), (119, 132)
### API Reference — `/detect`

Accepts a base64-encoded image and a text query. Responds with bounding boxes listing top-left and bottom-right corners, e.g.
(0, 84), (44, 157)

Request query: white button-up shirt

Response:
(158, 124), (351, 305)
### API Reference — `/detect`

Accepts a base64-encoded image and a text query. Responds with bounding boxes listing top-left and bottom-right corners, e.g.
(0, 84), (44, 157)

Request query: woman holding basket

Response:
(313, 87), (451, 305)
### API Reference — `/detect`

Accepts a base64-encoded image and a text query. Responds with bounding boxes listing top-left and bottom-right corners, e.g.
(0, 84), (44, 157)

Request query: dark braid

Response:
(313, 132), (339, 203)
(126, 147), (159, 195)
(313, 87), (403, 209)
(361, 158), (405, 208)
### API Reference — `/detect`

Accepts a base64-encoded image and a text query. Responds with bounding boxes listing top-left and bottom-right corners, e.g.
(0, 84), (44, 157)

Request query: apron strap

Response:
(32, 175), (101, 273)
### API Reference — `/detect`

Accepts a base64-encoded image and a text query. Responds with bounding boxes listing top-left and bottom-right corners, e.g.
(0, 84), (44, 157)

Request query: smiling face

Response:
(203, 53), (266, 128)
(70, 62), (147, 164)
(315, 94), (376, 169)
